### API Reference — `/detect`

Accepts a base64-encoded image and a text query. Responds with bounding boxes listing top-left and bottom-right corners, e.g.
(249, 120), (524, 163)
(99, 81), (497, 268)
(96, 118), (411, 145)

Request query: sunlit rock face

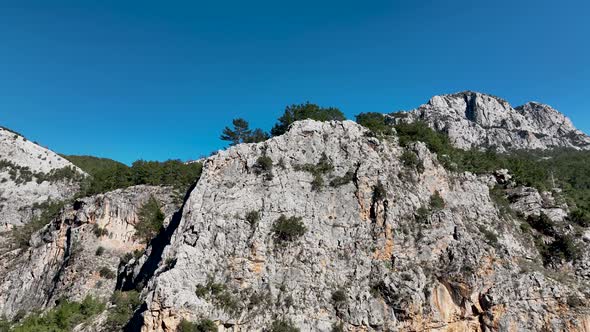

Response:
(132, 120), (590, 332)
(390, 91), (590, 152)
(0, 127), (85, 229)
(0, 185), (177, 319)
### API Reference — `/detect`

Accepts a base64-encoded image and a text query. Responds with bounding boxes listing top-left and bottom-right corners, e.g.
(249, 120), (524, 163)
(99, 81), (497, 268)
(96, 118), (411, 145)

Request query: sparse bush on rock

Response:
(272, 215), (307, 244)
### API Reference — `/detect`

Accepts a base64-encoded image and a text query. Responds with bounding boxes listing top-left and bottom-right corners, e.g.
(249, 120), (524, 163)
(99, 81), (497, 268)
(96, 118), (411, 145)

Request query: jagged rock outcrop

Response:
(0, 127), (85, 230)
(0, 185), (177, 319)
(131, 120), (590, 331)
(389, 91), (590, 152)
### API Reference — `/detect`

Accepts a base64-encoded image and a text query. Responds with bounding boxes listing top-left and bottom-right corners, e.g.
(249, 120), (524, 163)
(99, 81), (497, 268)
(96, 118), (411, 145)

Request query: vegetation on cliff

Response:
(65, 155), (203, 197)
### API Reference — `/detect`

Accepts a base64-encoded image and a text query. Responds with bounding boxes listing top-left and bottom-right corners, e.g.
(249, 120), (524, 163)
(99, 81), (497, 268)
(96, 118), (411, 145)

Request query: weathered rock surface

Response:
(0, 185), (176, 319)
(130, 120), (590, 332)
(389, 91), (590, 152)
(0, 127), (85, 229)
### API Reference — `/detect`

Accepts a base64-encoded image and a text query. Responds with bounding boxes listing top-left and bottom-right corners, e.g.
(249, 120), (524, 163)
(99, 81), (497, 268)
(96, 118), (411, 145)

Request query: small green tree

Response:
(135, 196), (165, 243)
(271, 102), (345, 136)
(220, 119), (269, 145)
(244, 128), (270, 143)
(220, 118), (252, 146)
(272, 215), (307, 244)
(355, 112), (394, 136)
(429, 191), (445, 211)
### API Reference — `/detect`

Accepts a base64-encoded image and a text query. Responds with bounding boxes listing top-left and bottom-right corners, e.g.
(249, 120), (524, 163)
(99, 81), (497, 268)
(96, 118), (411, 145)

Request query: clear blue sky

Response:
(1, 0), (588, 164)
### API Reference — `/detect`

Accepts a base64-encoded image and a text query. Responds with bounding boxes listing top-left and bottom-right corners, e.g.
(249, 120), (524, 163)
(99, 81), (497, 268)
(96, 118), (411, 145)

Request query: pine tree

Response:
(220, 118), (252, 146)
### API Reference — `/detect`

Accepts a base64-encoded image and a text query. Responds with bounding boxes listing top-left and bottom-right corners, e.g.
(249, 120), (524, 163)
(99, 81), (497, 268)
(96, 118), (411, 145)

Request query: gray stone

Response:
(388, 91), (590, 152)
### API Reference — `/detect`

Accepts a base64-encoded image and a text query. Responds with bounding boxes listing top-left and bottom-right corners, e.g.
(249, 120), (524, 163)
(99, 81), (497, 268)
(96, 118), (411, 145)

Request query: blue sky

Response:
(1, 0), (588, 164)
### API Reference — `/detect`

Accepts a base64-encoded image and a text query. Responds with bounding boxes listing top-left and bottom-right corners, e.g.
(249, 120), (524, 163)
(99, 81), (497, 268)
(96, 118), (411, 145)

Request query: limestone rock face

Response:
(0, 185), (176, 319)
(389, 91), (590, 151)
(132, 120), (590, 332)
(0, 127), (85, 229)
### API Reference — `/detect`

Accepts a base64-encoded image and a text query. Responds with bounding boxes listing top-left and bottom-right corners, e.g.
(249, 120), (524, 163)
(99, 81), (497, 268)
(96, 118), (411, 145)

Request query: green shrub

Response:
(105, 291), (141, 330)
(164, 257), (177, 270)
(355, 112), (394, 136)
(95, 246), (105, 256)
(489, 186), (515, 218)
(271, 102), (345, 136)
(247, 291), (270, 309)
(568, 209), (590, 227)
(527, 213), (556, 237)
(0, 160), (83, 185)
(120, 249), (143, 265)
(12, 200), (65, 248)
(245, 210), (261, 227)
(478, 225), (499, 247)
(99, 267), (116, 279)
(194, 280), (239, 314)
(254, 155), (273, 180)
(538, 234), (581, 266)
(178, 319), (218, 332)
(429, 191), (445, 211)
(373, 181), (386, 201)
(12, 296), (104, 332)
(331, 323), (345, 332)
(213, 291), (239, 313)
(310, 175), (324, 191)
(331, 289), (347, 304)
(394, 122), (453, 158)
(415, 206), (430, 223)
(519, 222), (532, 233)
(391, 121), (583, 197)
(567, 295), (586, 308)
(294, 153), (334, 191)
(93, 224), (108, 237)
(329, 169), (354, 187)
(401, 150), (424, 173)
(272, 215), (307, 244)
(270, 319), (300, 332)
(135, 196), (165, 244)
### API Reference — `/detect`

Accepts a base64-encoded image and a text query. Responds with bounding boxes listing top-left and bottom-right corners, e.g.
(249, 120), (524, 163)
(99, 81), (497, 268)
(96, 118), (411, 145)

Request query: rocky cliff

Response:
(388, 91), (590, 152)
(126, 120), (590, 331)
(1, 94), (589, 332)
(0, 185), (177, 319)
(0, 127), (85, 230)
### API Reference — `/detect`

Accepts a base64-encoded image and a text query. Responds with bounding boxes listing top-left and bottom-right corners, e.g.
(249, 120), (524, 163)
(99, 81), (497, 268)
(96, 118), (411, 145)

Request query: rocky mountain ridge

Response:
(0, 127), (86, 230)
(0, 92), (589, 331)
(129, 120), (590, 331)
(388, 91), (590, 152)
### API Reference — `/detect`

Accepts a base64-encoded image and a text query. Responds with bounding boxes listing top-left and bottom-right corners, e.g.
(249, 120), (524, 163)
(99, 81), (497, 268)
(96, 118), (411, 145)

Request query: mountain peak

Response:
(392, 91), (590, 151)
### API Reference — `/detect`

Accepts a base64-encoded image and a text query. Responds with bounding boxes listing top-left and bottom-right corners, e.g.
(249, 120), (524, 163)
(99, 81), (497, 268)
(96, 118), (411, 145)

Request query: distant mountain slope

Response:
(63, 154), (127, 176)
(389, 91), (590, 151)
(0, 127), (86, 229)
